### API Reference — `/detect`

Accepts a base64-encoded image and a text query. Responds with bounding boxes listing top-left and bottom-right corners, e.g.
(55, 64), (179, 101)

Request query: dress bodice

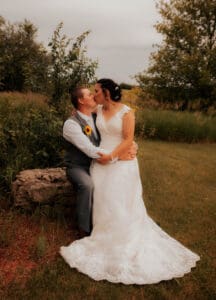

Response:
(96, 104), (131, 152)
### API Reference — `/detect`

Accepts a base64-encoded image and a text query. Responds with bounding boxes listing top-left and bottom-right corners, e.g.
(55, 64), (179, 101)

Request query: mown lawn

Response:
(0, 140), (215, 300)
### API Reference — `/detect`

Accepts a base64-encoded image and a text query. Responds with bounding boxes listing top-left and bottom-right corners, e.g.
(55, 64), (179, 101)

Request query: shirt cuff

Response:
(109, 156), (118, 164)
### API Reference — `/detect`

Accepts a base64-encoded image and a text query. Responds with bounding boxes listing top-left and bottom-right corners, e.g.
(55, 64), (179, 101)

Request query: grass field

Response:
(0, 139), (216, 300)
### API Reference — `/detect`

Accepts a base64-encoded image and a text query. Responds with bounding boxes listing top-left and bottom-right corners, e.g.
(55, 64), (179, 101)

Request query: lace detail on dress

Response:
(118, 104), (131, 118)
(60, 103), (200, 285)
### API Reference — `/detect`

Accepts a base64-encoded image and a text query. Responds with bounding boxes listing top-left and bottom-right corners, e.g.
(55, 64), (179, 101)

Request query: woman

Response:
(60, 79), (200, 284)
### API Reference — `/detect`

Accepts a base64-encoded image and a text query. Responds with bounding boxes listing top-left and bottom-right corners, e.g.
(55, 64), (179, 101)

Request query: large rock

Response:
(12, 168), (75, 210)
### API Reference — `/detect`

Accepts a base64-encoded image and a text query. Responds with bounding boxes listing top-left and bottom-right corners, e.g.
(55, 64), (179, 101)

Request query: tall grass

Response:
(136, 109), (216, 143)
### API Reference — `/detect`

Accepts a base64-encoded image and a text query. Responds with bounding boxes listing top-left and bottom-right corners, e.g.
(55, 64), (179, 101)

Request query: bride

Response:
(60, 78), (200, 284)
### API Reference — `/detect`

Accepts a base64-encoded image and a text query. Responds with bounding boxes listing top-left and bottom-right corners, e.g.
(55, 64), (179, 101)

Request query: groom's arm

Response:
(97, 141), (137, 164)
(63, 119), (104, 159)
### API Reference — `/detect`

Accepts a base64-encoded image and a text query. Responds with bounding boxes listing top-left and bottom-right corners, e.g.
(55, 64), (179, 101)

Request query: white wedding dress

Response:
(60, 105), (200, 284)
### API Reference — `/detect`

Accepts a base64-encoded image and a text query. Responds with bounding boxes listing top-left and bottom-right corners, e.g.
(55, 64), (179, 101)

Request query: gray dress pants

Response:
(66, 166), (93, 233)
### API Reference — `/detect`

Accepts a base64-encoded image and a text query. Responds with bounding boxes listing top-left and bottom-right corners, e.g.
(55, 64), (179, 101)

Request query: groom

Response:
(63, 86), (136, 237)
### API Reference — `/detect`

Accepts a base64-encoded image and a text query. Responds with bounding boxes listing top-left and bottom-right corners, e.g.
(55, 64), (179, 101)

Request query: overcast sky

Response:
(1, 0), (163, 84)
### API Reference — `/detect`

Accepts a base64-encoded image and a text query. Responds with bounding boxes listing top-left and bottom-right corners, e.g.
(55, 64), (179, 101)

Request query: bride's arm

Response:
(111, 110), (135, 158)
(97, 110), (135, 164)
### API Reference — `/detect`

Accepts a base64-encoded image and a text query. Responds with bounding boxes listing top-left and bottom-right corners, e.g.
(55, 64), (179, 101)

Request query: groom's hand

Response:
(119, 141), (138, 161)
(96, 153), (111, 165)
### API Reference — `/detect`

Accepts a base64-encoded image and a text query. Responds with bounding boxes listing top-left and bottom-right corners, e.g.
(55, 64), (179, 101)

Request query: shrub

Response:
(0, 94), (64, 193)
(119, 83), (133, 90)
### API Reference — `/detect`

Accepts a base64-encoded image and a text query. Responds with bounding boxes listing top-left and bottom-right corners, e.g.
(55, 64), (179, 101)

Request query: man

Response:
(63, 87), (136, 237)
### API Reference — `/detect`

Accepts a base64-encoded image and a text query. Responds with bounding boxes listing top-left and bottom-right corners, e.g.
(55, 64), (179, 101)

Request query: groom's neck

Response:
(77, 107), (92, 116)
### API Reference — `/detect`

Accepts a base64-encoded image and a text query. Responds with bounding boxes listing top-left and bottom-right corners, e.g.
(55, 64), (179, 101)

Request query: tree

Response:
(0, 16), (49, 92)
(136, 0), (216, 109)
(48, 22), (98, 108)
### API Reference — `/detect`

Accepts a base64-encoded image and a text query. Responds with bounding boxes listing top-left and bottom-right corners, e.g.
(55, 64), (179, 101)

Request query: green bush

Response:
(135, 109), (216, 143)
(0, 97), (63, 192)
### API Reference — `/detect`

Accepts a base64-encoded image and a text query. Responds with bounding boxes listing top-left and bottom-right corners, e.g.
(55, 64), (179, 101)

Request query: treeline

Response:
(0, 17), (97, 108)
(136, 0), (216, 111)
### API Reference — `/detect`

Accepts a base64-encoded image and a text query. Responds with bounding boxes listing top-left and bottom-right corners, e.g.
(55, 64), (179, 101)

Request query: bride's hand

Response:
(96, 153), (112, 165)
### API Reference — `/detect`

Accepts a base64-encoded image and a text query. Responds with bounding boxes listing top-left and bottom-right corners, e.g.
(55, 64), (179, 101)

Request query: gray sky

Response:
(1, 0), (162, 84)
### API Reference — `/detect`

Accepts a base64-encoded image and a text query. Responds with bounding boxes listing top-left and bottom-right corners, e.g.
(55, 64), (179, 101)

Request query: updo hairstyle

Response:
(97, 78), (122, 101)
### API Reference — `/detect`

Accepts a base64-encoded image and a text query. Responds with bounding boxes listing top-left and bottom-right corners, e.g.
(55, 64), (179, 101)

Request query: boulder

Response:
(12, 168), (75, 210)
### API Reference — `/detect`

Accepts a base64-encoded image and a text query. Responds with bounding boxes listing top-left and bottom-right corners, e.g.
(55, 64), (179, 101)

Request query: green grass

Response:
(1, 140), (215, 299)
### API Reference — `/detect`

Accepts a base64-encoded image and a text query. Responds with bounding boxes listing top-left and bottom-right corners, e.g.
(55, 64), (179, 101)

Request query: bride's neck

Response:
(103, 100), (119, 111)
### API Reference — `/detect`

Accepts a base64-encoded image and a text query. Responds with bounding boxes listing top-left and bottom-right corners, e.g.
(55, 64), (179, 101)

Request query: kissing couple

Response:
(60, 78), (200, 285)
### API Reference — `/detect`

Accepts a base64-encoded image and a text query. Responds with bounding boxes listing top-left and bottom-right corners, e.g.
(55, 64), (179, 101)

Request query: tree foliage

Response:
(136, 0), (216, 109)
(0, 17), (98, 104)
(0, 16), (49, 92)
(48, 22), (98, 108)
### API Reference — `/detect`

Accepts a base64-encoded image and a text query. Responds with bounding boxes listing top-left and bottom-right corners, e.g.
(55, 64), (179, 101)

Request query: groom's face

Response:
(79, 88), (97, 110)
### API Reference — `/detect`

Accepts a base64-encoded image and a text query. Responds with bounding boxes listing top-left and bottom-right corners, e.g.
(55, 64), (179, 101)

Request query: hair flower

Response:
(83, 125), (92, 136)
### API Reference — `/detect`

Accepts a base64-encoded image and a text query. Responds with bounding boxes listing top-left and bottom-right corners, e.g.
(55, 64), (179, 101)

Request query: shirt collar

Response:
(77, 110), (92, 122)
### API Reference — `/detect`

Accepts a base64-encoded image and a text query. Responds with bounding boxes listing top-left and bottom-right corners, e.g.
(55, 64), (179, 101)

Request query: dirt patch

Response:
(0, 211), (76, 287)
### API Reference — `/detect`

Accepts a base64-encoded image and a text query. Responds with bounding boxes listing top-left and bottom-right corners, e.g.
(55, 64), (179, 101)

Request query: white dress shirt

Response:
(63, 111), (105, 159)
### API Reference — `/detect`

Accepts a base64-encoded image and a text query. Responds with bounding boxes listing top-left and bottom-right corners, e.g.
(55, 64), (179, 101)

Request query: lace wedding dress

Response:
(60, 105), (200, 284)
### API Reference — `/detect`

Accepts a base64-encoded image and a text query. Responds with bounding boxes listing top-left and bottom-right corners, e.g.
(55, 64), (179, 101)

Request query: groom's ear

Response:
(78, 97), (84, 105)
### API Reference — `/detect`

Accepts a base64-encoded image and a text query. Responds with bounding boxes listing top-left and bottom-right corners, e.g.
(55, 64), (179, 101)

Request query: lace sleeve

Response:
(119, 105), (131, 118)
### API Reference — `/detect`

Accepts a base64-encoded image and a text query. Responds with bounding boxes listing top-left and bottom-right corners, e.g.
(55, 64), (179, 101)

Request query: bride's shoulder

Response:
(122, 104), (131, 111)
(118, 105), (135, 124)
(119, 104), (132, 116)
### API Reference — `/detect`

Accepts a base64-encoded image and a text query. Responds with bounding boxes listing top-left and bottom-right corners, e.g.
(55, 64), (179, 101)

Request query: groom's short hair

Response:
(70, 87), (85, 109)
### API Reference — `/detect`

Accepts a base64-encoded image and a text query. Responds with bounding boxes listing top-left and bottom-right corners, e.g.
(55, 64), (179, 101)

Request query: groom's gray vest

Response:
(64, 112), (100, 168)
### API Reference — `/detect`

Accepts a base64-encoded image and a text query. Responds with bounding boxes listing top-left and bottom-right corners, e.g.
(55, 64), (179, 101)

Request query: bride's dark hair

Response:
(97, 78), (121, 101)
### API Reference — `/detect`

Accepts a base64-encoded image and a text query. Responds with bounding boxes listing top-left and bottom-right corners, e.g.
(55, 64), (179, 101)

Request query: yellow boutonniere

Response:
(83, 125), (92, 136)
